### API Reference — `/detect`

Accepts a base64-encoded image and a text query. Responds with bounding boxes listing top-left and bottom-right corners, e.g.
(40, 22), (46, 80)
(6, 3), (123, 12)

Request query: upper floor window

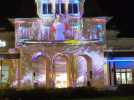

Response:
(68, 3), (79, 14)
(42, 3), (52, 14)
(56, 3), (65, 14)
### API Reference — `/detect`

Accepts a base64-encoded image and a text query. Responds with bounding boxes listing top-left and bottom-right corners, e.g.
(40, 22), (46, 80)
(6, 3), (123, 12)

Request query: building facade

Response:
(0, 31), (20, 89)
(104, 31), (134, 86)
(1, 0), (109, 89)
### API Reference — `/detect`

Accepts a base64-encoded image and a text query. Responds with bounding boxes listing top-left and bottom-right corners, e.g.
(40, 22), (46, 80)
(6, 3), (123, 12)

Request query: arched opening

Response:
(53, 54), (68, 88)
(31, 52), (50, 87)
(76, 55), (92, 87)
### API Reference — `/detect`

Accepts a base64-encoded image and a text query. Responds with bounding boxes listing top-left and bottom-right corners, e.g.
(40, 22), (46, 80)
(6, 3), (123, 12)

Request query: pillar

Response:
(103, 58), (111, 86)
(71, 54), (78, 87)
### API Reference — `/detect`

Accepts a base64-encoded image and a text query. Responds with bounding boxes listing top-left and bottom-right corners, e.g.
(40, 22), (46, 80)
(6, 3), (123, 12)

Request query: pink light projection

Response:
(32, 51), (44, 61)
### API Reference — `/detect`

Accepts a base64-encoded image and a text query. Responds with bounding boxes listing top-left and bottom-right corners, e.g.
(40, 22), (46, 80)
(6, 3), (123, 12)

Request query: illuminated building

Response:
(0, 28), (20, 89)
(0, 0), (110, 89)
(104, 31), (134, 86)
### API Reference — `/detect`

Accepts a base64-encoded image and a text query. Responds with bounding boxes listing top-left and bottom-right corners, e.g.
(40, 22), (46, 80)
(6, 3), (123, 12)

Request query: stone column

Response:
(103, 58), (111, 87)
(71, 54), (78, 87)
(45, 56), (52, 88)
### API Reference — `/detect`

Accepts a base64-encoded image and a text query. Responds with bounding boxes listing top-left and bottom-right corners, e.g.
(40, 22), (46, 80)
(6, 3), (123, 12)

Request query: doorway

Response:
(32, 53), (48, 87)
(54, 55), (68, 88)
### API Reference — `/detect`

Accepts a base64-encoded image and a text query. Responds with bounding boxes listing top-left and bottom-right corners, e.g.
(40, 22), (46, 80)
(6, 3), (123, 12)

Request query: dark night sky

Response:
(0, 0), (134, 36)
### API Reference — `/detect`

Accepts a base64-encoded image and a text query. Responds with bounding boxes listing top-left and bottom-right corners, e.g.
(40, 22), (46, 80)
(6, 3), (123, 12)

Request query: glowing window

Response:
(116, 69), (133, 85)
(0, 64), (9, 83)
(121, 73), (127, 84)
(116, 73), (121, 84)
(127, 72), (133, 84)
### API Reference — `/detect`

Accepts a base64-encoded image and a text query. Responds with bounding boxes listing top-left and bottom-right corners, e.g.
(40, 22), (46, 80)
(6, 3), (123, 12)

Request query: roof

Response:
(0, 18), (14, 32)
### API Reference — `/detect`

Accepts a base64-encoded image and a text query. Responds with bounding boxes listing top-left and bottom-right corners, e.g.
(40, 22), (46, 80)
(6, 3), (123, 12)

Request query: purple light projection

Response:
(32, 51), (44, 61)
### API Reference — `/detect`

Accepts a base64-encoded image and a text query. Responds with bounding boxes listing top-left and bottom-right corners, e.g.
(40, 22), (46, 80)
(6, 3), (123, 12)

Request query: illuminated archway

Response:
(31, 51), (50, 87)
(53, 53), (69, 88)
(76, 55), (92, 87)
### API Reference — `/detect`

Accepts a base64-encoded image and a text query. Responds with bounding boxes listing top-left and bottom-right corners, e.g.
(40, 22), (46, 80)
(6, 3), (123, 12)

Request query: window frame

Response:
(42, 3), (52, 15)
(116, 69), (133, 85)
(55, 3), (65, 14)
(68, 3), (79, 15)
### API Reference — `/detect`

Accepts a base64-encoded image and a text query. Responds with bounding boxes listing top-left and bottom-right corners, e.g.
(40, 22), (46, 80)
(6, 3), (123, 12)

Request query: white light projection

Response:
(76, 56), (88, 87)
(83, 50), (105, 80)
(54, 55), (68, 88)
(11, 72), (33, 88)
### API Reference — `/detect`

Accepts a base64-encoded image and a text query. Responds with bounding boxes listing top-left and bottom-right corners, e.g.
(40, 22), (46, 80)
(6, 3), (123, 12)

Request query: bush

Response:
(116, 85), (134, 96)
(0, 86), (134, 99)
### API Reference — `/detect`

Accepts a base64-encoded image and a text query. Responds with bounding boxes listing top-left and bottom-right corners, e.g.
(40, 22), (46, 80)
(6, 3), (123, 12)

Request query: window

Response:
(127, 72), (133, 84)
(116, 69), (133, 85)
(43, 4), (47, 14)
(116, 73), (121, 84)
(68, 3), (78, 14)
(48, 4), (52, 14)
(0, 64), (9, 83)
(68, 4), (72, 13)
(73, 4), (78, 13)
(56, 3), (65, 14)
(42, 3), (52, 14)
(61, 4), (65, 14)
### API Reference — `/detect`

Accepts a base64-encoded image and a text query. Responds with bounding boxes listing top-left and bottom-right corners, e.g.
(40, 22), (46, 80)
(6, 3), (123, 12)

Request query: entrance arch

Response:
(31, 51), (50, 87)
(76, 55), (92, 87)
(53, 53), (69, 88)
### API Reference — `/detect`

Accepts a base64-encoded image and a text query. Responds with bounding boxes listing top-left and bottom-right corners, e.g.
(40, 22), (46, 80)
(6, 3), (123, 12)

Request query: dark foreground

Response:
(65, 96), (134, 100)
(0, 85), (134, 100)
